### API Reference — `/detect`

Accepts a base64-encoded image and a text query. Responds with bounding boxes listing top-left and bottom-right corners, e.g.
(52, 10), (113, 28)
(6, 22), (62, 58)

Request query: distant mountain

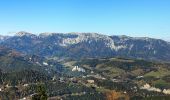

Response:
(0, 35), (9, 43)
(1, 31), (170, 61)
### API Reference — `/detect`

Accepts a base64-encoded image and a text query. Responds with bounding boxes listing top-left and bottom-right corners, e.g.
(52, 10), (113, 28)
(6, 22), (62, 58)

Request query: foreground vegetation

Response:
(0, 50), (170, 100)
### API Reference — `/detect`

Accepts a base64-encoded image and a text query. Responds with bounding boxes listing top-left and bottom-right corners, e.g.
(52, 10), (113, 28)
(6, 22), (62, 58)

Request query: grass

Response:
(109, 58), (134, 63)
(96, 65), (125, 78)
(153, 79), (170, 89)
(144, 68), (170, 78)
(131, 68), (144, 76)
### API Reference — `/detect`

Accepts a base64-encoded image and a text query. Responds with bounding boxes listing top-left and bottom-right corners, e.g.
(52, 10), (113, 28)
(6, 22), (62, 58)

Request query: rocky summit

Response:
(1, 31), (170, 61)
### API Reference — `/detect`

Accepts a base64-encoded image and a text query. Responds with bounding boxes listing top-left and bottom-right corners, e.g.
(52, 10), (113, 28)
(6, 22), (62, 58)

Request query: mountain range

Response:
(1, 32), (170, 99)
(0, 31), (170, 61)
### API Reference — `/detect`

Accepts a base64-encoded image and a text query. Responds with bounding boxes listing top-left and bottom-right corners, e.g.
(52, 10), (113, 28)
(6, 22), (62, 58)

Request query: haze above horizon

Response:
(0, 0), (170, 41)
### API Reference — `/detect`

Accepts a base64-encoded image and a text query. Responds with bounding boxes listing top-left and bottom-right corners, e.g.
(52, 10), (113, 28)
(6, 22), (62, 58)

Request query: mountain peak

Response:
(39, 32), (54, 37)
(15, 31), (35, 37)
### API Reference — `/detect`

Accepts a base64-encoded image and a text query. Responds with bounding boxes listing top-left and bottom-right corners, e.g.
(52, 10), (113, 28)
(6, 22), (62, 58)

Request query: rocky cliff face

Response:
(1, 32), (170, 61)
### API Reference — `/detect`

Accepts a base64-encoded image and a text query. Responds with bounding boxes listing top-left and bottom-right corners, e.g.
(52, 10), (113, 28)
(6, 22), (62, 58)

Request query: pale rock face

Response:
(141, 83), (151, 89)
(0, 36), (5, 40)
(140, 83), (161, 92)
(1, 32), (170, 61)
(23, 84), (28, 87)
(72, 66), (85, 72)
(154, 50), (157, 54)
(163, 89), (170, 94)
(15, 31), (33, 37)
(87, 80), (94, 84)
(43, 62), (48, 66)
(58, 33), (127, 51)
(129, 44), (134, 50)
(0, 35), (9, 42)
(136, 76), (144, 79)
(39, 32), (53, 37)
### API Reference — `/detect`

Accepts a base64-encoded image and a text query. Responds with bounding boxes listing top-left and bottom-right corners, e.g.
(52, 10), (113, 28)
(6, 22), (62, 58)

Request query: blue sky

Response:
(0, 0), (170, 41)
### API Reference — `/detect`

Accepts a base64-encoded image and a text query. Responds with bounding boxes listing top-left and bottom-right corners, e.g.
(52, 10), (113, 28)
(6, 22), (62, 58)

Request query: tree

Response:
(32, 84), (48, 100)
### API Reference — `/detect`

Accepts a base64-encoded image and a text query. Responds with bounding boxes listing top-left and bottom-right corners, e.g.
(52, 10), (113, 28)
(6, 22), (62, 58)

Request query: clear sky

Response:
(0, 0), (170, 41)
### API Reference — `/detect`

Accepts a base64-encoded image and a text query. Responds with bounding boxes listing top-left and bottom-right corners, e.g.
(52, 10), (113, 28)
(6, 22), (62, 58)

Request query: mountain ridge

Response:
(0, 31), (170, 61)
